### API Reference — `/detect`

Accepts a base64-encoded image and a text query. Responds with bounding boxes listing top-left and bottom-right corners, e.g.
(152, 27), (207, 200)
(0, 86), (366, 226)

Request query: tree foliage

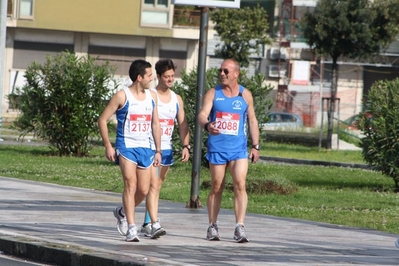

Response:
(171, 68), (273, 167)
(210, 4), (271, 68)
(300, 0), (399, 149)
(358, 78), (399, 190)
(301, 0), (399, 60)
(12, 51), (117, 156)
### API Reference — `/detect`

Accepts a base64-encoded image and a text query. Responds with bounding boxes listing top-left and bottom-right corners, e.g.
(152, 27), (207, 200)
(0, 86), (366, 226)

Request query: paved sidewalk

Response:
(331, 133), (362, 151)
(0, 177), (398, 266)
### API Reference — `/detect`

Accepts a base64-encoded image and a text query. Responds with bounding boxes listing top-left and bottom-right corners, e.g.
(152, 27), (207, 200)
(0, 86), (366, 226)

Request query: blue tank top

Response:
(207, 85), (248, 153)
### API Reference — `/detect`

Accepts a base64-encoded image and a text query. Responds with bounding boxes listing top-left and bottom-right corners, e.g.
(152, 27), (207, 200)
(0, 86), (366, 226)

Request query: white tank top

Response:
(151, 88), (179, 150)
(115, 87), (154, 149)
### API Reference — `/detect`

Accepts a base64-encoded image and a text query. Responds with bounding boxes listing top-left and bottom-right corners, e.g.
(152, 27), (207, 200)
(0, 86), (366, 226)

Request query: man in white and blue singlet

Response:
(112, 59), (190, 239)
(98, 59), (162, 242)
(198, 59), (260, 243)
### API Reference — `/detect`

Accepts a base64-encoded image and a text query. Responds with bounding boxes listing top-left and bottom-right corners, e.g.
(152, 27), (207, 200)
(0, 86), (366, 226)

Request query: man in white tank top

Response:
(98, 59), (162, 242)
(113, 59), (190, 239)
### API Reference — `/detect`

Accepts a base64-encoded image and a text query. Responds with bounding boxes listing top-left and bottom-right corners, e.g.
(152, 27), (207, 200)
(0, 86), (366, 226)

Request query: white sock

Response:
(128, 224), (136, 229)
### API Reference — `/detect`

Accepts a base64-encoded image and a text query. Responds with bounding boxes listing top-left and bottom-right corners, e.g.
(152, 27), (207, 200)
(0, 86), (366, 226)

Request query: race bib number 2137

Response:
(129, 114), (151, 136)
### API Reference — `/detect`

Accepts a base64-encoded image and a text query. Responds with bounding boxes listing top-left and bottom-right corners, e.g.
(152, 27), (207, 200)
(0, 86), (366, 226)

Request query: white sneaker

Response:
(126, 225), (140, 242)
(206, 223), (220, 241)
(113, 206), (127, 236)
(233, 224), (249, 243)
(151, 221), (166, 239)
(140, 223), (152, 237)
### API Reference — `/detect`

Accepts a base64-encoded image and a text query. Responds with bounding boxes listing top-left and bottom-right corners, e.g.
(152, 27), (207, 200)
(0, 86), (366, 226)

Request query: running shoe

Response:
(113, 206), (128, 236)
(151, 221), (166, 239)
(206, 223), (220, 241)
(126, 225), (140, 242)
(233, 224), (249, 243)
(140, 223), (152, 237)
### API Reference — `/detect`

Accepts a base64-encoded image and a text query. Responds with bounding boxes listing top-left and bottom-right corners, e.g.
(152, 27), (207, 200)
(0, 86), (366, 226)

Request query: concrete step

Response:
(0, 111), (20, 126)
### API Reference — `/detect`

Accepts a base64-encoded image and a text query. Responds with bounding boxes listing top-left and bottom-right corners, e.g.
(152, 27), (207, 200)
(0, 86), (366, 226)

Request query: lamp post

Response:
(0, 0), (7, 140)
(186, 7), (209, 208)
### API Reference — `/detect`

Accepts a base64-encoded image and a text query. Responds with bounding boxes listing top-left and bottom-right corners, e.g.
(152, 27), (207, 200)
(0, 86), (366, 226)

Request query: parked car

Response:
(342, 113), (372, 131)
(261, 112), (304, 130)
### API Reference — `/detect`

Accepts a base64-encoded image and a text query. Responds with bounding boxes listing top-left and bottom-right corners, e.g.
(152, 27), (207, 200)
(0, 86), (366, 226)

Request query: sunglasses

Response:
(218, 68), (229, 75)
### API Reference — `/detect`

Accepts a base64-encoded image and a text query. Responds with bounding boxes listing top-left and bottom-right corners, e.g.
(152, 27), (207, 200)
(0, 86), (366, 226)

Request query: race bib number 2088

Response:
(215, 112), (240, 135)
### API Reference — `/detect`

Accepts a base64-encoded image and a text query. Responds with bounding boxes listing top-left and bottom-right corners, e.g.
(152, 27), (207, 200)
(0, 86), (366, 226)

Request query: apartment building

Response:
(2, 0), (205, 120)
(264, 0), (399, 126)
(2, 0), (399, 127)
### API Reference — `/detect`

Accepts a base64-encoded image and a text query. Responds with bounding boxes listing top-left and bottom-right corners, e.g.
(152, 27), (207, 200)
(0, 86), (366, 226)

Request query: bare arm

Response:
(198, 88), (219, 135)
(176, 94), (190, 162)
(150, 90), (162, 166)
(243, 88), (260, 163)
(98, 90), (125, 161)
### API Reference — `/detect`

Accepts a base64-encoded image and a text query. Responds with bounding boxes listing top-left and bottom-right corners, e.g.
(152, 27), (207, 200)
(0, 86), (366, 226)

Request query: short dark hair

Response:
(155, 59), (176, 76)
(129, 59), (152, 82)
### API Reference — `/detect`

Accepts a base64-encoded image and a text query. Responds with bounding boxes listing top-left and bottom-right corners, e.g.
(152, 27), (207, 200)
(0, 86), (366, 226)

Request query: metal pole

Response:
(0, 0), (7, 141)
(318, 57), (324, 150)
(186, 7), (209, 209)
(319, 98), (325, 150)
(336, 98), (340, 150)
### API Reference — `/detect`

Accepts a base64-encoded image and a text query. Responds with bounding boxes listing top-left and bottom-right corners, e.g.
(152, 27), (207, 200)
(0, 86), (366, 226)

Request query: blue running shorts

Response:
(115, 147), (154, 169)
(206, 151), (248, 165)
(160, 149), (174, 166)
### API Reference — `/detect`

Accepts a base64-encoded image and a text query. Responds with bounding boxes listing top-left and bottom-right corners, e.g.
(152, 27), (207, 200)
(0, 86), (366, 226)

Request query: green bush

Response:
(11, 51), (117, 156)
(202, 175), (298, 195)
(358, 78), (399, 190)
(171, 67), (273, 166)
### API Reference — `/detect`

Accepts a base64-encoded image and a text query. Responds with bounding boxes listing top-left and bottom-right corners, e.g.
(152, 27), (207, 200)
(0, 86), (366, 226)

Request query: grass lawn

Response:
(0, 143), (398, 235)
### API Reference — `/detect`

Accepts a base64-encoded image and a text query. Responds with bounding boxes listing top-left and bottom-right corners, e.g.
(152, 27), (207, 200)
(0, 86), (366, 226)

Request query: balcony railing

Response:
(7, 0), (13, 16)
(173, 8), (201, 27)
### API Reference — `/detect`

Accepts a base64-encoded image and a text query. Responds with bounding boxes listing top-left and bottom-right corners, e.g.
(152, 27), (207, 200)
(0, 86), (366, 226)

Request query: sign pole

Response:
(0, 0), (7, 125)
(186, 6), (209, 208)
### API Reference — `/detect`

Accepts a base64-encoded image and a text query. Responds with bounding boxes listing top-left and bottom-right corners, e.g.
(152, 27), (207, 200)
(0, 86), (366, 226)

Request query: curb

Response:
(0, 236), (147, 266)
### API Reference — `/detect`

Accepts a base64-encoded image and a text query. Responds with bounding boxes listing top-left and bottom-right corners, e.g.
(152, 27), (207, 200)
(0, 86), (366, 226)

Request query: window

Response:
(159, 50), (186, 78)
(19, 0), (34, 19)
(141, 0), (171, 28)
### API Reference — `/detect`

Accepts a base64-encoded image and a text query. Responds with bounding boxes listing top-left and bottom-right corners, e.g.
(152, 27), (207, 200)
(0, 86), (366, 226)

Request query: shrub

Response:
(358, 78), (399, 190)
(11, 51), (117, 156)
(202, 175), (297, 195)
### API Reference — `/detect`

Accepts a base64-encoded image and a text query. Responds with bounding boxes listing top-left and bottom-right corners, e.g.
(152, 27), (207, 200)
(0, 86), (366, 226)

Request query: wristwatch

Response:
(183, 145), (191, 151)
(252, 144), (260, 150)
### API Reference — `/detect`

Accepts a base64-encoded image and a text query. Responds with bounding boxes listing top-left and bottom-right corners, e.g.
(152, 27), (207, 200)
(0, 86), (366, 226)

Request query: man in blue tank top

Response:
(98, 59), (162, 242)
(198, 59), (260, 243)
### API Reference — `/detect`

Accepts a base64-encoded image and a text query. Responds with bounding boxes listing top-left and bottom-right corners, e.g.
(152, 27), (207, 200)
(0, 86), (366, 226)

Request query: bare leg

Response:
(207, 164), (227, 224)
(228, 158), (248, 224)
(146, 165), (169, 223)
(119, 156), (138, 226)
(135, 166), (151, 207)
(119, 157), (152, 226)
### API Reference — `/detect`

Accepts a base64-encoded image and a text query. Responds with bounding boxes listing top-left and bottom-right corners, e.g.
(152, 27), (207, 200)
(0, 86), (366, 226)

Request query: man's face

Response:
(140, 67), (153, 89)
(158, 69), (175, 89)
(219, 61), (238, 85)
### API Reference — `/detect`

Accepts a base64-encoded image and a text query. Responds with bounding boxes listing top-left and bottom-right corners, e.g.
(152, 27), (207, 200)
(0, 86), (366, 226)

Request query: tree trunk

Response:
(326, 57), (339, 150)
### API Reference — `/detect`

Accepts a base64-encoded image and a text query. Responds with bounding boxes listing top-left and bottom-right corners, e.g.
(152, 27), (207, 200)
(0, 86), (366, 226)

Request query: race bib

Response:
(215, 112), (240, 135)
(129, 114), (152, 136)
(159, 118), (174, 139)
